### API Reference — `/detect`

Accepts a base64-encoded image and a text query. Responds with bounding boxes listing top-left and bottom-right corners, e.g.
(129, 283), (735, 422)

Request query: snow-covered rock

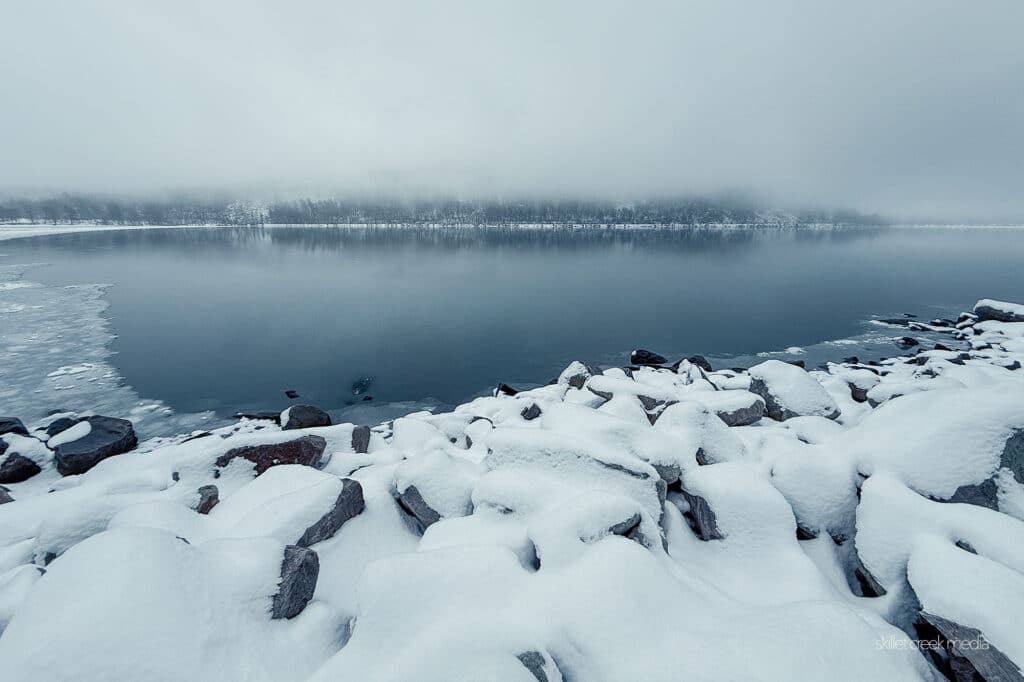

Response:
(749, 360), (841, 421)
(975, 298), (1024, 323)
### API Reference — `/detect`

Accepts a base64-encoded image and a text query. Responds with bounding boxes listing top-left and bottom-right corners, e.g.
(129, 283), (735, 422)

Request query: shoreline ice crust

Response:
(0, 299), (1023, 680)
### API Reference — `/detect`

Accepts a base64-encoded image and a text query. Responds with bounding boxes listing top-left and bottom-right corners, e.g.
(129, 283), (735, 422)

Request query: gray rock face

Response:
(0, 485), (13, 505)
(947, 428), (1024, 510)
(0, 418), (29, 438)
(281, 405), (332, 431)
(681, 489), (724, 541)
(852, 555), (887, 597)
(0, 453), (42, 484)
(215, 435), (327, 476)
(396, 484), (441, 532)
(351, 425), (371, 454)
(714, 397), (766, 427)
(520, 403), (542, 421)
(272, 545), (319, 620)
(974, 301), (1024, 323)
(297, 479), (365, 547)
(914, 612), (1023, 682)
(54, 416), (138, 476)
(45, 417), (78, 439)
(749, 373), (840, 422)
(630, 349), (667, 366)
(517, 651), (551, 682)
(194, 485), (220, 514)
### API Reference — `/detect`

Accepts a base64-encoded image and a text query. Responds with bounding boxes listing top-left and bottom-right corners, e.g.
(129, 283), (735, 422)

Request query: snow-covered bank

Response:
(1, 300), (1023, 680)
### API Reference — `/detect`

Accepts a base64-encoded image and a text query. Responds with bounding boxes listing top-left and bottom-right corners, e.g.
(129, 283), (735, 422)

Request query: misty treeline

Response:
(0, 195), (884, 227)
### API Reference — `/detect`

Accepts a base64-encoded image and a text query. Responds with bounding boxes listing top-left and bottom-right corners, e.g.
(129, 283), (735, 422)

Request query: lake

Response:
(2, 225), (1022, 435)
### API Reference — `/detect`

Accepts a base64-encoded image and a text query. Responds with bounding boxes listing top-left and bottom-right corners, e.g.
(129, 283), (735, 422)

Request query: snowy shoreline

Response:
(1, 299), (1024, 680)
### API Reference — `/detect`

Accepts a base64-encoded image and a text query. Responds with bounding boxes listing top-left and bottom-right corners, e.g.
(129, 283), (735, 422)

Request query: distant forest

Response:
(0, 195), (885, 227)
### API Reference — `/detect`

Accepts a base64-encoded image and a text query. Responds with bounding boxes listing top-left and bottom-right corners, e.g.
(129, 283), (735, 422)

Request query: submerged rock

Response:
(296, 479), (365, 547)
(0, 418), (29, 438)
(630, 349), (667, 366)
(0, 453), (42, 484)
(54, 416), (138, 476)
(280, 405), (332, 430)
(215, 435), (327, 475)
(271, 545), (319, 620)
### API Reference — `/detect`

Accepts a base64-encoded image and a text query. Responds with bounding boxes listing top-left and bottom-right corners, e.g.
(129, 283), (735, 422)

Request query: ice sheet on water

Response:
(0, 262), (215, 438)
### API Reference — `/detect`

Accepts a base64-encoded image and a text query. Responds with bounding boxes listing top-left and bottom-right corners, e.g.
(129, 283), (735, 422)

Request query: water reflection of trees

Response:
(8, 224), (888, 256)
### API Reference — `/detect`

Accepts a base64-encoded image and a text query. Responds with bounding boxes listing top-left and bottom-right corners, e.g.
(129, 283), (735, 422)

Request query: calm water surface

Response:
(3, 226), (1023, 423)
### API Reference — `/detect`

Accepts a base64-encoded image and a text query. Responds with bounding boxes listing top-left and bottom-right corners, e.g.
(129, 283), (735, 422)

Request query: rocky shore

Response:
(1, 299), (1023, 680)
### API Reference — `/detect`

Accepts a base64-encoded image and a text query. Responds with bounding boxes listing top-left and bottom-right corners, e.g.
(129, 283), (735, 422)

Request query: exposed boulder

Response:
(280, 405), (331, 431)
(215, 435), (327, 475)
(748, 360), (840, 421)
(395, 484), (441, 532)
(630, 349), (667, 366)
(974, 298), (1024, 323)
(0, 453), (42, 484)
(680, 489), (724, 541)
(521, 403), (542, 421)
(557, 361), (598, 389)
(699, 390), (765, 426)
(913, 612), (1022, 682)
(946, 428), (1023, 510)
(54, 416), (137, 476)
(296, 478), (365, 547)
(284, 389), (300, 399)
(685, 355), (713, 373)
(0, 485), (13, 504)
(193, 485), (220, 514)
(895, 336), (919, 349)
(494, 383), (519, 397)
(351, 424), (371, 453)
(517, 651), (558, 682)
(0, 418), (29, 438)
(44, 417), (78, 439)
(271, 545), (319, 620)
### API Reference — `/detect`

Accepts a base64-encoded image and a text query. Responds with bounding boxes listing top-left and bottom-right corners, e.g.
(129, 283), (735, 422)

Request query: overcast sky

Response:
(2, 1), (1022, 220)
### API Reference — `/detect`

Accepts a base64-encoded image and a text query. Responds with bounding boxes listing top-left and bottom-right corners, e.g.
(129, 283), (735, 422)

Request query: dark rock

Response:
(517, 651), (551, 682)
(351, 425), (371, 454)
(714, 396), (765, 427)
(652, 462), (681, 485)
(234, 411), (282, 424)
(605, 513), (650, 547)
(685, 355), (713, 373)
(54, 416), (137, 476)
(215, 435), (327, 475)
(271, 545), (319, 619)
(0, 453), (42, 484)
(1003, 360), (1022, 371)
(281, 405), (331, 431)
(785, 359), (806, 369)
(913, 612), (1022, 682)
(955, 540), (977, 555)
(396, 484), (441, 532)
(561, 363), (598, 389)
(681, 489), (724, 541)
(796, 524), (818, 540)
(853, 555), (887, 597)
(842, 356), (860, 364)
(750, 375), (839, 422)
(586, 386), (614, 402)
(297, 479), (365, 547)
(361, 395), (373, 401)
(947, 428), (1024, 510)
(630, 349), (667, 366)
(494, 383), (519, 397)
(194, 485), (219, 514)
(895, 336), (919, 348)
(974, 301), (1024, 323)
(284, 389), (300, 399)
(181, 431), (213, 444)
(879, 317), (913, 327)
(521, 403), (542, 421)
(0, 485), (13, 504)
(45, 417), (78, 438)
(0, 418), (29, 438)
(934, 343), (952, 352)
